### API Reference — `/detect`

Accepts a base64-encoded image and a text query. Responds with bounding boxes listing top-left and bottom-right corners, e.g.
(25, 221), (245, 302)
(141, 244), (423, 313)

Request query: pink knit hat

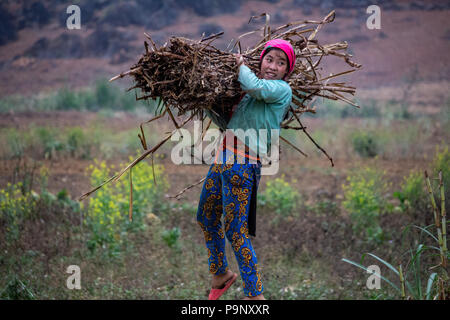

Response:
(259, 39), (296, 74)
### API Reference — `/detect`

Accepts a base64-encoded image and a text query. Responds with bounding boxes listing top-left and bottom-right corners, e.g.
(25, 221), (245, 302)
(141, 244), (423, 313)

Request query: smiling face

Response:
(259, 48), (289, 80)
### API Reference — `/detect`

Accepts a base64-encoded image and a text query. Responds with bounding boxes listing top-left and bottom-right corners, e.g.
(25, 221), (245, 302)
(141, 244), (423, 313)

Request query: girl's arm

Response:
(237, 64), (292, 103)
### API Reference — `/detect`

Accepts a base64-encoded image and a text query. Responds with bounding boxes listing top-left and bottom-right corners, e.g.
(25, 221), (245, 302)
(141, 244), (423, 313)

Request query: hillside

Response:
(0, 0), (449, 104)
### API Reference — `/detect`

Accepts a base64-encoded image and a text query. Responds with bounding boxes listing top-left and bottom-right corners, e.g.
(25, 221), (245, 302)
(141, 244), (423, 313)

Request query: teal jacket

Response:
(206, 65), (292, 156)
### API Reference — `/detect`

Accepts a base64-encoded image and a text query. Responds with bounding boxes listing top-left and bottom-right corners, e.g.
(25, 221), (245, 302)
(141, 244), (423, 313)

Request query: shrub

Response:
(54, 87), (82, 110)
(85, 158), (169, 256)
(161, 227), (181, 249)
(343, 171), (449, 300)
(317, 99), (381, 119)
(95, 79), (119, 109)
(259, 174), (301, 221)
(342, 167), (390, 244)
(65, 127), (93, 159)
(36, 127), (65, 159)
(5, 128), (26, 159)
(359, 99), (382, 118)
(0, 163), (54, 243)
(0, 182), (38, 242)
(393, 170), (428, 217)
(351, 130), (381, 158)
(66, 127), (84, 157)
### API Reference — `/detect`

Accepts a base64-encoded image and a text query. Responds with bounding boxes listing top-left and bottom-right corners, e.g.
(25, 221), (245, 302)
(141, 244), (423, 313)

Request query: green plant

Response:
(85, 157), (169, 256)
(350, 130), (381, 158)
(66, 127), (85, 158)
(36, 127), (65, 159)
(161, 227), (181, 250)
(0, 162), (54, 242)
(54, 86), (82, 110)
(342, 170), (449, 300)
(95, 79), (119, 109)
(432, 145), (450, 214)
(259, 174), (300, 218)
(311, 199), (339, 216)
(56, 188), (81, 213)
(0, 276), (35, 300)
(342, 167), (390, 244)
(393, 170), (428, 215)
(0, 182), (37, 242)
(5, 128), (26, 159)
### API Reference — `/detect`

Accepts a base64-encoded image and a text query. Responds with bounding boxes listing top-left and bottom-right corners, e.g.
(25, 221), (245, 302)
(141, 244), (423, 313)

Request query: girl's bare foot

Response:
(211, 270), (236, 289)
(243, 294), (265, 300)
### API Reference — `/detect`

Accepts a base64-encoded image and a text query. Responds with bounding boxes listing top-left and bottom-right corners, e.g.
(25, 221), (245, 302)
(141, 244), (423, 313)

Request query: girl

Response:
(197, 39), (296, 300)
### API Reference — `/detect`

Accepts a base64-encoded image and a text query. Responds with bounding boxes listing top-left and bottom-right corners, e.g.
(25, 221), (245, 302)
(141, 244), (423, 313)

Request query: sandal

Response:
(208, 273), (238, 300)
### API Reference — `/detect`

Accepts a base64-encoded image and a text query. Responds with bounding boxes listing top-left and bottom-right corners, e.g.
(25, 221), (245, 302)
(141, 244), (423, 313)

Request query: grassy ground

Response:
(0, 92), (449, 300)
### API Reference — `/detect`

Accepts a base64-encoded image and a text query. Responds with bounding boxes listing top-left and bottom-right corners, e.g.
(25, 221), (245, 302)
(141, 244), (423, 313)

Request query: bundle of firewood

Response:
(111, 11), (360, 121)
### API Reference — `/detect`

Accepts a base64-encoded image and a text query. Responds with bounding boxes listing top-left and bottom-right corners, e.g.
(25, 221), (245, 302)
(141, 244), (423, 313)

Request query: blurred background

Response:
(0, 0), (449, 300)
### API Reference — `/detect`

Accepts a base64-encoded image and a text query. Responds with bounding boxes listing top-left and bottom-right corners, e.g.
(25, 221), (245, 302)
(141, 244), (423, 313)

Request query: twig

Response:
(167, 177), (206, 199)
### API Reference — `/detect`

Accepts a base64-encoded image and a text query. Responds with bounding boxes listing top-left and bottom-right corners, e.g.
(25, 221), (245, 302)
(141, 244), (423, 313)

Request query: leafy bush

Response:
(85, 158), (169, 256)
(0, 164), (67, 243)
(343, 171), (449, 300)
(342, 167), (391, 244)
(0, 182), (37, 242)
(54, 86), (82, 110)
(393, 170), (428, 216)
(65, 127), (93, 159)
(161, 227), (181, 249)
(350, 130), (381, 158)
(317, 99), (381, 119)
(5, 128), (26, 159)
(36, 127), (65, 159)
(259, 174), (301, 222)
(95, 79), (118, 109)
(66, 127), (84, 154)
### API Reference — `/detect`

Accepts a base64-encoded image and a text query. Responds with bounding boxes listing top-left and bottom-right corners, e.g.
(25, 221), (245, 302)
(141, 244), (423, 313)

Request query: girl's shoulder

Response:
(275, 79), (292, 96)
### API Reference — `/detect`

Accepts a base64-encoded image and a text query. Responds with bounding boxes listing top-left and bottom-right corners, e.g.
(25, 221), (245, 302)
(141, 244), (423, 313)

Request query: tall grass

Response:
(342, 170), (449, 300)
(0, 79), (160, 113)
(0, 125), (159, 161)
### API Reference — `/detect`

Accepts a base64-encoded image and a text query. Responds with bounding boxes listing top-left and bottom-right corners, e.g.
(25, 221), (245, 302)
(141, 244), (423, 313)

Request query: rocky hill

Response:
(0, 0), (449, 98)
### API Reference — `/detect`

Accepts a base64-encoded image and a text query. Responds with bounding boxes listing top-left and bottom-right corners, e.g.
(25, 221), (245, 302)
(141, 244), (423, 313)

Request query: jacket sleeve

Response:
(238, 65), (291, 103)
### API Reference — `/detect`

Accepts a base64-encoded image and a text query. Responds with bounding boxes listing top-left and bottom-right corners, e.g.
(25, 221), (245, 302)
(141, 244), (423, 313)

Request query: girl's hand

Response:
(235, 53), (244, 68)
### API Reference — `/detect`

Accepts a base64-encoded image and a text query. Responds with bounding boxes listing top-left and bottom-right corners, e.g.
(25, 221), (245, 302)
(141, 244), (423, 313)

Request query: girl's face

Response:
(259, 49), (289, 80)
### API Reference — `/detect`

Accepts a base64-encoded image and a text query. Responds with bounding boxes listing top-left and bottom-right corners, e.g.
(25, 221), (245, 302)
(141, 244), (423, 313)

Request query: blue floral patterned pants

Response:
(196, 149), (263, 297)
